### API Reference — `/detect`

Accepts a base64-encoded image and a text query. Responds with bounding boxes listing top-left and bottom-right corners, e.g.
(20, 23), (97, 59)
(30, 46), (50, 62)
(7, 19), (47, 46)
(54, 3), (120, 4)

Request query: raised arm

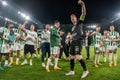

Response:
(78, 0), (86, 21)
(22, 21), (28, 28)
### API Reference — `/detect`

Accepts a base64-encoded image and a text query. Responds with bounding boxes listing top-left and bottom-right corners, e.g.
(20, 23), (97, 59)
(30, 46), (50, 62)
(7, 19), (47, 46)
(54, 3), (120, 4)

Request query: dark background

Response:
(14, 0), (120, 24)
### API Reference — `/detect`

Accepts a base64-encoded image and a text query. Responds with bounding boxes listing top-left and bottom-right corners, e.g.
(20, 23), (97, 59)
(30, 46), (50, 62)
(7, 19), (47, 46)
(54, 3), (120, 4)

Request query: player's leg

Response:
(65, 54), (75, 76)
(47, 43), (53, 66)
(94, 47), (99, 68)
(37, 48), (40, 58)
(9, 49), (14, 65)
(103, 52), (106, 62)
(65, 44), (75, 76)
(76, 54), (89, 78)
(101, 47), (106, 62)
(45, 54), (53, 72)
(54, 47), (62, 70)
(34, 49), (37, 58)
(108, 50), (113, 67)
(9, 44), (14, 65)
(86, 46), (90, 60)
(21, 44), (28, 65)
(63, 46), (69, 60)
(97, 47), (102, 65)
(4, 53), (11, 67)
(97, 52), (102, 65)
(29, 45), (35, 66)
(75, 44), (89, 78)
(37, 43), (41, 58)
(113, 49), (117, 66)
(4, 44), (11, 67)
(59, 47), (63, 59)
(16, 50), (20, 65)
(41, 43), (47, 67)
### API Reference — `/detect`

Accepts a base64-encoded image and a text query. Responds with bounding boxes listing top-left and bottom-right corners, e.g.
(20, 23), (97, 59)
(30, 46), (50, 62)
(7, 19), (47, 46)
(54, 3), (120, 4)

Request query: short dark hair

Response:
(60, 29), (65, 32)
(71, 14), (76, 17)
(54, 20), (60, 24)
(5, 21), (10, 27)
(96, 26), (101, 28)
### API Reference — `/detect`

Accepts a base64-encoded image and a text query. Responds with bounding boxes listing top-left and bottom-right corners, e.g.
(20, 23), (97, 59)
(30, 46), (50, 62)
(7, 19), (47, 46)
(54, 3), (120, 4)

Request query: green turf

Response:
(0, 46), (120, 80)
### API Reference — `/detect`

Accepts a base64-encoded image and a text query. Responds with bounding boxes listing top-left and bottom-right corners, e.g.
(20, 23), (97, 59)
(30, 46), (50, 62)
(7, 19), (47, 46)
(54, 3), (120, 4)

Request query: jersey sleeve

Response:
(116, 32), (119, 38)
(0, 27), (3, 33)
(35, 32), (38, 38)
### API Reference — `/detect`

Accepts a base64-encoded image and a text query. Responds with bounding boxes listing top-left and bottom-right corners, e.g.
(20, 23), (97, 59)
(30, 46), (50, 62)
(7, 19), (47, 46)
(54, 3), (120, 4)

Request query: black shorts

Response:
(24, 44), (35, 54)
(70, 40), (82, 55)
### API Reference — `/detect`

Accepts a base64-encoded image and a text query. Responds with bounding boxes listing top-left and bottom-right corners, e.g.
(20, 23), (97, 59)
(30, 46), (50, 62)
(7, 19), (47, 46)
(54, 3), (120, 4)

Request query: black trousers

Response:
(59, 45), (69, 59)
(85, 46), (90, 59)
(41, 42), (50, 62)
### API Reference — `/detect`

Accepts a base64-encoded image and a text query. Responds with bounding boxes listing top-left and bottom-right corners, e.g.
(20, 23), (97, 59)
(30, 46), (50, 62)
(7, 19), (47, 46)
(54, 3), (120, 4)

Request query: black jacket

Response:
(85, 36), (92, 46)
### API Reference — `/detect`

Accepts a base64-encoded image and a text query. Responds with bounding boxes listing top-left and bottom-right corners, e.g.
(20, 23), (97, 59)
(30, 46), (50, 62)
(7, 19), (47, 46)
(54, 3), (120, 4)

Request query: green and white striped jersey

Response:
(0, 27), (10, 44)
(20, 32), (25, 45)
(13, 28), (23, 44)
(93, 32), (102, 47)
(102, 35), (111, 47)
(108, 31), (119, 46)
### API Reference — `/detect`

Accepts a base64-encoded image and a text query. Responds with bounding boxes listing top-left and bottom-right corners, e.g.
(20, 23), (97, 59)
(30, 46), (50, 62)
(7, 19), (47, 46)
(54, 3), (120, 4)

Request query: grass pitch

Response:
(0, 46), (120, 80)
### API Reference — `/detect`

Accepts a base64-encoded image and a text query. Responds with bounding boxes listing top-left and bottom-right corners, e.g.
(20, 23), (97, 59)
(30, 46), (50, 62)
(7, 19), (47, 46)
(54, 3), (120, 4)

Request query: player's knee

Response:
(76, 55), (83, 60)
(69, 55), (75, 59)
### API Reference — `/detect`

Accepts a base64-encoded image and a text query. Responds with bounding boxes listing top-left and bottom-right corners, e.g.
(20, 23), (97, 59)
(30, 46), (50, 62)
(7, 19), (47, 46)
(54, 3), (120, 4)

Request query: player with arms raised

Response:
(65, 0), (89, 78)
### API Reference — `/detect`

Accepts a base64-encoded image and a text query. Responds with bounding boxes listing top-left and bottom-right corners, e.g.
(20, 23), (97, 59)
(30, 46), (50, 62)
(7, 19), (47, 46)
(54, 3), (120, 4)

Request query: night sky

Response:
(14, 0), (120, 24)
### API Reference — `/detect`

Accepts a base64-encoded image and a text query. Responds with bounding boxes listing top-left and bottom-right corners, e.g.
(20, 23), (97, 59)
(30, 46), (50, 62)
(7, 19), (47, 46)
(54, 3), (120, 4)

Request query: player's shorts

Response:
(94, 46), (103, 53)
(9, 44), (14, 51)
(70, 40), (82, 55)
(108, 46), (117, 53)
(0, 44), (9, 53)
(24, 44), (35, 54)
(102, 47), (106, 52)
(20, 44), (24, 50)
(13, 43), (21, 51)
(50, 46), (60, 54)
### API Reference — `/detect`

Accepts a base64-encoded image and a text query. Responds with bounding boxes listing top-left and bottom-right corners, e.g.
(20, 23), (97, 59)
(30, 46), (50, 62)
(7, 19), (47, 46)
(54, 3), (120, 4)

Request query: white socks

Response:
(30, 59), (32, 66)
(54, 58), (59, 68)
(24, 59), (27, 63)
(30, 60), (32, 63)
(10, 57), (13, 62)
(114, 54), (117, 63)
(97, 54), (101, 63)
(4, 60), (8, 65)
(46, 58), (51, 67)
(94, 54), (98, 64)
(104, 57), (106, 62)
(109, 53), (112, 64)
(16, 58), (19, 62)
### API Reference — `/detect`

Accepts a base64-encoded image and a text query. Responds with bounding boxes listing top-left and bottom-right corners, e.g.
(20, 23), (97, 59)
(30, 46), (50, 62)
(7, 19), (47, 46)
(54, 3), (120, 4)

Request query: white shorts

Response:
(94, 47), (103, 53)
(0, 44), (9, 53)
(13, 43), (21, 51)
(108, 46), (117, 52)
(20, 44), (24, 50)
(102, 47), (106, 52)
(9, 44), (14, 51)
(50, 46), (60, 54)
